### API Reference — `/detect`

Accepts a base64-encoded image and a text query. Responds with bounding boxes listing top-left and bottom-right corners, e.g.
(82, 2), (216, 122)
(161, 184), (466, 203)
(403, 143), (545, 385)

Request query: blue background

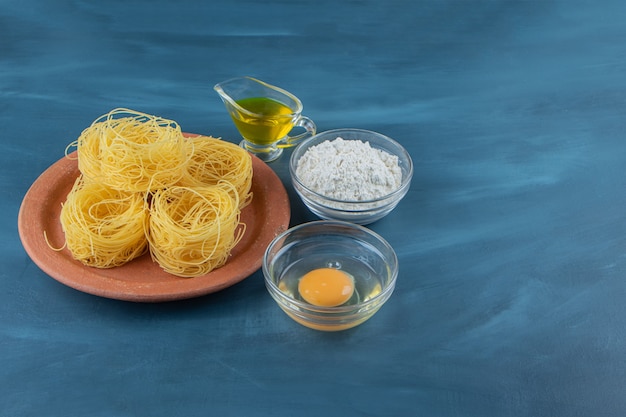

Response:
(3, 0), (626, 416)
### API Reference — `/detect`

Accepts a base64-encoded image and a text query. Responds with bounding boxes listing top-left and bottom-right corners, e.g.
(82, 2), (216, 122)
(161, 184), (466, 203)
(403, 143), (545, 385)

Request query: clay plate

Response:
(18, 138), (290, 302)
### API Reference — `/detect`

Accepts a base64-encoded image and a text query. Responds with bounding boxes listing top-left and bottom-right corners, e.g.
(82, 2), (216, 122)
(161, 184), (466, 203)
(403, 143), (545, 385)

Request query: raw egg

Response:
(298, 267), (354, 307)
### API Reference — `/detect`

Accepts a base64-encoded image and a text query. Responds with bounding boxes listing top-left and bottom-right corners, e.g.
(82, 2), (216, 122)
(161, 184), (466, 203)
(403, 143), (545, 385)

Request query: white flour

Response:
(295, 137), (402, 201)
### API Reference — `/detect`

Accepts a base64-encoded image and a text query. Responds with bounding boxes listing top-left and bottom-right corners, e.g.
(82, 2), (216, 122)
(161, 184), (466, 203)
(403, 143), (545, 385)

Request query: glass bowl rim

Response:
(262, 220), (399, 314)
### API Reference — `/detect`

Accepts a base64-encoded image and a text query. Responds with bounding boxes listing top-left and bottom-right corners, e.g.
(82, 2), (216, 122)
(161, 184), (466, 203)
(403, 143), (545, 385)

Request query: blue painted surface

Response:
(3, 0), (626, 415)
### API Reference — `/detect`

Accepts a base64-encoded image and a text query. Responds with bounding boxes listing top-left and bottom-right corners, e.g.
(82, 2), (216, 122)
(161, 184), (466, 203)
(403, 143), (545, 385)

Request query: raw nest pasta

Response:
(178, 135), (253, 208)
(60, 176), (148, 268)
(74, 108), (191, 192)
(55, 108), (253, 278)
(147, 185), (245, 277)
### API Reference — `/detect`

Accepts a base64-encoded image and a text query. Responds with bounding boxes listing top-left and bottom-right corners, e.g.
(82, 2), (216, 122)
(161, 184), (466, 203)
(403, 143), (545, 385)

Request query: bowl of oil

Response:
(262, 220), (398, 331)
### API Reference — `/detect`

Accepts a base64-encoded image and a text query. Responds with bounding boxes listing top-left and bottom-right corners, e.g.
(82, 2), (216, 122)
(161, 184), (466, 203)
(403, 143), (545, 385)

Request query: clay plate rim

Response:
(17, 135), (290, 302)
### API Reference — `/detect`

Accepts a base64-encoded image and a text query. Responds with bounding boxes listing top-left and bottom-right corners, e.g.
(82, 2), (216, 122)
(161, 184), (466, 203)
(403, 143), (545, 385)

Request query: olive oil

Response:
(232, 97), (295, 145)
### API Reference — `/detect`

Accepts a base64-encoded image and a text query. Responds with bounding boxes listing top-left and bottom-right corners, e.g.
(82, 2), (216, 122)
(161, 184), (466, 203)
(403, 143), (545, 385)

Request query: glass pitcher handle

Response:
(278, 115), (316, 148)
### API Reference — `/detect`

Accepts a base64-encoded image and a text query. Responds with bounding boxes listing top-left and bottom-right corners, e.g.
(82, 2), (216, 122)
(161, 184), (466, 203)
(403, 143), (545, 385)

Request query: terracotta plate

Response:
(18, 140), (290, 302)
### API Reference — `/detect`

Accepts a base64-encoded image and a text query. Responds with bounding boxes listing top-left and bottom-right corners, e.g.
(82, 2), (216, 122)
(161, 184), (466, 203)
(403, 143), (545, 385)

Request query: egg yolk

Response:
(298, 268), (354, 307)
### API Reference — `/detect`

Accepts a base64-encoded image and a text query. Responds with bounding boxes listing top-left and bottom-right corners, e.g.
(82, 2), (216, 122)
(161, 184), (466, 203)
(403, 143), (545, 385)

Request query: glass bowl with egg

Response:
(262, 220), (398, 331)
(289, 128), (413, 225)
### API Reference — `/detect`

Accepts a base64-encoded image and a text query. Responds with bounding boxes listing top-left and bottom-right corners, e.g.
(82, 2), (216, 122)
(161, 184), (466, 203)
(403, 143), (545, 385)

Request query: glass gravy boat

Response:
(214, 76), (316, 162)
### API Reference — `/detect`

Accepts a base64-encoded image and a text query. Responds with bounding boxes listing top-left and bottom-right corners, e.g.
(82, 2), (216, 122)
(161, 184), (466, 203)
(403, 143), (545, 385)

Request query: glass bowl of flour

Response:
(290, 129), (413, 225)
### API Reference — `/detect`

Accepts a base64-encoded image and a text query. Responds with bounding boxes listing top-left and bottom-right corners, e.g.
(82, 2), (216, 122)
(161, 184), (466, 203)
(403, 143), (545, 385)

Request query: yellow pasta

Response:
(60, 176), (148, 268)
(147, 184), (245, 278)
(55, 108), (253, 278)
(178, 135), (253, 208)
(73, 108), (190, 192)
